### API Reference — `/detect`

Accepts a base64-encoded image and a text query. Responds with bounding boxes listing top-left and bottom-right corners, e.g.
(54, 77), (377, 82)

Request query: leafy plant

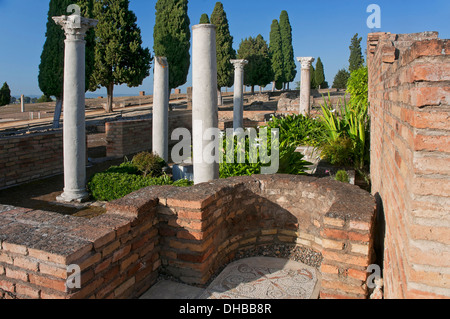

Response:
(87, 161), (192, 201)
(266, 114), (326, 147)
(131, 152), (166, 177)
(347, 66), (368, 108)
(219, 132), (311, 178)
(335, 170), (350, 183)
(319, 93), (370, 170)
(320, 136), (354, 167)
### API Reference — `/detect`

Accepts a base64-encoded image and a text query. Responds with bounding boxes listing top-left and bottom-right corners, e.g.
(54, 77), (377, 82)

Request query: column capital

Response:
(297, 57), (315, 69)
(230, 59), (249, 70)
(53, 15), (98, 41)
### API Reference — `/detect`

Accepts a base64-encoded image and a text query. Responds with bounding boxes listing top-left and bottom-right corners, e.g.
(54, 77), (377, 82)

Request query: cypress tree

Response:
(92, 0), (152, 113)
(199, 13), (210, 24)
(38, 0), (95, 127)
(310, 65), (317, 90)
(154, 0), (191, 93)
(210, 2), (236, 105)
(279, 10), (296, 89)
(0, 82), (11, 107)
(332, 68), (350, 89)
(237, 35), (272, 93)
(269, 19), (284, 91)
(315, 57), (326, 89)
(349, 33), (365, 72)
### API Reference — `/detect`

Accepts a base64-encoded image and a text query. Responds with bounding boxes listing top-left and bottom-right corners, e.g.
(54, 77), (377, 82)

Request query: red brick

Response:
(112, 245), (131, 263)
(5, 267), (29, 282)
(2, 242), (28, 255)
(94, 257), (112, 275)
(29, 274), (67, 293)
(39, 263), (68, 279)
(13, 256), (39, 272)
(15, 282), (40, 299)
(321, 228), (370, 242)
(120, 254), (139, 273)
(0, 278), (15, 293)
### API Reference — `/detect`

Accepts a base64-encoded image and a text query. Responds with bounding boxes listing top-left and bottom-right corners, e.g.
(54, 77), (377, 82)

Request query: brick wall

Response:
(0, 131), (63, 189)
(368, 32), (450, 298)
(0, 175), (376, 299)
(105, 111), (192, 159)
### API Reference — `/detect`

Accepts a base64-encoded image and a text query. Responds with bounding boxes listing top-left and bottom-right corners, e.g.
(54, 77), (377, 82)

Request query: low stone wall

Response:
(105, 111), (192, 159)
(0, 131), (63, 189)
(0, 175), (376, 299)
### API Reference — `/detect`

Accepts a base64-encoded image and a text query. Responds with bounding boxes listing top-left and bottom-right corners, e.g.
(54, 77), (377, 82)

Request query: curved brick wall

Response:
(108, 174), (377, 299)
(0, 175), (376, 299)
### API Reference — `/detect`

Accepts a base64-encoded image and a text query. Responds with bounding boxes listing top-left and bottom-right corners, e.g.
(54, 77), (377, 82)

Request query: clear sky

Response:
(0, 0), (449, 98)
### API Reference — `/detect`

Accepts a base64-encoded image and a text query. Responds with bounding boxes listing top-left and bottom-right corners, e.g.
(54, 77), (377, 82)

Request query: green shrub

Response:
(265, 114), (326, 147)
(319, 93), (370, 170)
(320, 136), (354, 167)
(131, 152), (166, 177)
(335, 170), (350, 183)
(219, 134), (312, 179)
(87, 161), (193, 202)
(347, 66), (368, 108)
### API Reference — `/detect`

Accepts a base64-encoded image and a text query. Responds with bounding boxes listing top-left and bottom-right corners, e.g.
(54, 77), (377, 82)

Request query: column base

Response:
(57, 189), (90, 203)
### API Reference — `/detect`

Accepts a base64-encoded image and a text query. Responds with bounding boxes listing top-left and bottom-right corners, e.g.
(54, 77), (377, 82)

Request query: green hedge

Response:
(87, 162), (192, 202)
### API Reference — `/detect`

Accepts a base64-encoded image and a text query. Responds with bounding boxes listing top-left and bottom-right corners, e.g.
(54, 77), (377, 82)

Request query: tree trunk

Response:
(272, 81), (276, 92)
(251, 86), (255, 94)
(217, 88), (223, 106)
(259, 86), (262, 93)
(52, 99), (62, 129)
(106, 83), (114, 113)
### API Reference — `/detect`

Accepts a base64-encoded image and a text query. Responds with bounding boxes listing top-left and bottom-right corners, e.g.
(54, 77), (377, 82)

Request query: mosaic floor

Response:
(199, 257), (320, 299)
(141, 257), (320, 299)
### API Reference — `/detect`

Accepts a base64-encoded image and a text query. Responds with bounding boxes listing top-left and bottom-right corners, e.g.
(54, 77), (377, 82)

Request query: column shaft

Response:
(192, 24), (219, 185)
(297, 57), (315, 116)
(231, 59), (248, 131)
(53, 13), (97, 202)
(153, 57), (169, 162)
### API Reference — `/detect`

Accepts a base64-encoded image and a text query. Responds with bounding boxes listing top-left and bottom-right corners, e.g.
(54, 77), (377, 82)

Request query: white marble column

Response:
(297, 57), (315, 116)
(20, 95), (25, 113)
(231, 59), (248, 131)
(192, 24), (219, 185)
(153, 57), (169, 162)
(54, 13), (97, 203)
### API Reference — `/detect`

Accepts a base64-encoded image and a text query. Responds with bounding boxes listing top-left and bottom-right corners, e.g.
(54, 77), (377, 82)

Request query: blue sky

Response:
(0, 0), (449, 97)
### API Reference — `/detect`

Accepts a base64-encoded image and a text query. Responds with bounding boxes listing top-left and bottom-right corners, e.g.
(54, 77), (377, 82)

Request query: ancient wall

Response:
(105, 111), (192, 158)
(0, 131), (63, 189)
(368, 32), (450, 298)
(0, 175), (376, 299)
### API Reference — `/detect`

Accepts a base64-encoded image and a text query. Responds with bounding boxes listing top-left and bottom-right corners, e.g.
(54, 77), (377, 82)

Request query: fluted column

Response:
(54, 13), (97, 203)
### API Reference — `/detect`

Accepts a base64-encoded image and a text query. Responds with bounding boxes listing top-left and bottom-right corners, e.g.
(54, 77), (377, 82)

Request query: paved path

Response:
(140, 257), (321, 300)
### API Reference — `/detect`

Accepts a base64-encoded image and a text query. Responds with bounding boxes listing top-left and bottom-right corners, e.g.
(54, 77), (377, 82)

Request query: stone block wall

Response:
(368, 31), (450, 298)
(0, 175), (376, 299)
(0, 131), (63, 189)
